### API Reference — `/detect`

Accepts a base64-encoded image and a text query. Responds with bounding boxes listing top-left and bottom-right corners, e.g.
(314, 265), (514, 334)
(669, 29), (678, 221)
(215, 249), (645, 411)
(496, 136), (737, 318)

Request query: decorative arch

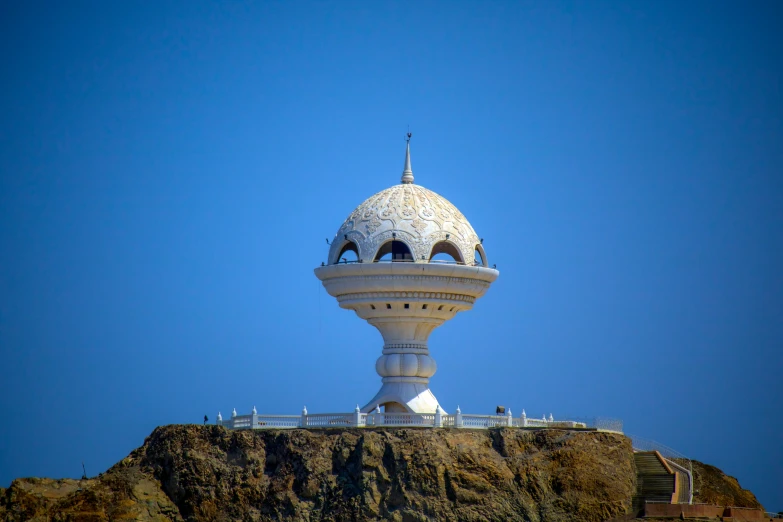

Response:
(429, 241), (465, 264)
(328, 238), (361, 265)
(335, 240), (359, 264)
(474, 244), (487, 266)
(374, 239), (414, 262)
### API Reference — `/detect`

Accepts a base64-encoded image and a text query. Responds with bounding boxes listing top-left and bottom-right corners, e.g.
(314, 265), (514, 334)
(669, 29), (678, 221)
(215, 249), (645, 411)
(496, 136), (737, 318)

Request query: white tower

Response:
(314, 135), (498, 413)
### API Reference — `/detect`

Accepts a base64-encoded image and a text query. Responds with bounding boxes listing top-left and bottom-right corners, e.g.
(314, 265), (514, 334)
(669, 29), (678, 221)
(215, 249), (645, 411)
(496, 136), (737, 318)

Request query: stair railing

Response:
(628, 434), (693, 505)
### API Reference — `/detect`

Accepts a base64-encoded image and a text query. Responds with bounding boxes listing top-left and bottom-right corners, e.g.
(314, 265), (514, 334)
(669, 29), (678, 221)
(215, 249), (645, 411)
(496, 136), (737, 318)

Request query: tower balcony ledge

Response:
(315, 261), (499, 300)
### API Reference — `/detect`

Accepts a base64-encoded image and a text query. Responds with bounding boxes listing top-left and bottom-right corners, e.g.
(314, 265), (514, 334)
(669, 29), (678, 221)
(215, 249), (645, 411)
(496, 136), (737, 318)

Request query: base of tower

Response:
(361, 381), (444, 414)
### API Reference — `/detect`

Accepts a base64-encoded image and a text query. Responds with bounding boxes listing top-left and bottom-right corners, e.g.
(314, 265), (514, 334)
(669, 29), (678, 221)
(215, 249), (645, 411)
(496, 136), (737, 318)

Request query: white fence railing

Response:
(366, 413), (436, 426)
(216, 407), (623, 433)
(255, 415), (300, 428)
(302, 413), (355, 427)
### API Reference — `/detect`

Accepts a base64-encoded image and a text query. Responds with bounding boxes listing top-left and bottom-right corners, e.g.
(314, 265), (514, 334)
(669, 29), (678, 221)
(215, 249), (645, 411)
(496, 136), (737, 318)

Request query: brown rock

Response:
(0, 424), (655, 521)
(690, 460), (763, 509)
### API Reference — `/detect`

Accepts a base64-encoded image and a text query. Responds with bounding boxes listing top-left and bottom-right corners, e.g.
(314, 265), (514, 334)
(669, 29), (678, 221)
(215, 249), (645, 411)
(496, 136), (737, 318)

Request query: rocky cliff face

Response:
(691, 460), (763, 509)
(0, 425), (761, 522)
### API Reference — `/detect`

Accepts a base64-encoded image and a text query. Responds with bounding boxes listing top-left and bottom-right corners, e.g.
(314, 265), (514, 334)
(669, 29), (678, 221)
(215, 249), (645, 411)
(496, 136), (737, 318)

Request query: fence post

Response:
(251, 406), (258, 429)
(434, 405), (443, 428)
(455, 406), (463, 428)
(548, 413), (554, 423)
(216, 412), (222, 426)
(374, 404), (382, 426)
(300, 406), (308, 428)
(507, 408), (513, 427)
(353, 405), (363, 428)
(231, 408), (237, 429)
(521, 409), (527, 427)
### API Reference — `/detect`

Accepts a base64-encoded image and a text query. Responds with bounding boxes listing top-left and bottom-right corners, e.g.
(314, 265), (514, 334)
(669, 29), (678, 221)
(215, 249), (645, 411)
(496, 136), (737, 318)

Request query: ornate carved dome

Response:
(327, 139), (487, 267)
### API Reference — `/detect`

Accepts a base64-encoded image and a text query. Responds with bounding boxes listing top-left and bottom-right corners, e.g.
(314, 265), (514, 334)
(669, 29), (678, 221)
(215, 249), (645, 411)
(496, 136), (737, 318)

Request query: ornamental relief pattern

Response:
(410, 218), (427, 235)
(382, 347), (431, 355)
(325, 274), (492, 288)
(329, 184), (484, 265)
(383, 343), (429, 351)
(336, 291), (476, 303)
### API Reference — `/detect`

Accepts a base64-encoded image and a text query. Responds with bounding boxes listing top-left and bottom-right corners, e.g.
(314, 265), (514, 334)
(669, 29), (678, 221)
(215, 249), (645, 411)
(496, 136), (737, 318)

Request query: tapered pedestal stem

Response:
(315, 263), (498, 413)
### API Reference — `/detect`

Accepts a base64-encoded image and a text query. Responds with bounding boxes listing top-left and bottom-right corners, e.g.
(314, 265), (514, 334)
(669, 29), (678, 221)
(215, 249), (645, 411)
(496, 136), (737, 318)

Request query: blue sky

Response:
(1, 0), (781, 512)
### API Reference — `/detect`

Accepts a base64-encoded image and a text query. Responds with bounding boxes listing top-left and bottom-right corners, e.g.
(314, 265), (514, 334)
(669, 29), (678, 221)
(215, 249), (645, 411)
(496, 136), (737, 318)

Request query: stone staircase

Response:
(632, 451), (676, 515)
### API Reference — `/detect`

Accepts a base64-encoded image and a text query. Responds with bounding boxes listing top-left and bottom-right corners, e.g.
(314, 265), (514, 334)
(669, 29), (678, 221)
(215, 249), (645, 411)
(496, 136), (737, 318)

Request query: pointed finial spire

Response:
(401, 132), (414, 184)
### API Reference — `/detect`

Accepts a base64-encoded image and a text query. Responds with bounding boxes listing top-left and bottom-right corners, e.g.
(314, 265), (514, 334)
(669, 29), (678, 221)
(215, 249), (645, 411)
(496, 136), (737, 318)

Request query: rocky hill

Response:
(690, 460), (763, 509)
(0, 425), (762, 521)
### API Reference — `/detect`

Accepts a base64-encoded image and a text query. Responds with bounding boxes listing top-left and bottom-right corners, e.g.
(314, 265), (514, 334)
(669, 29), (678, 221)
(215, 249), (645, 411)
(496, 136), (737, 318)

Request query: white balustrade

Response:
(216, 408), (620, 433)
(549, 420), (587, 428)
(302, 413), (355, 427)
(460, 414), (509, 428)
(371, 413), (436, 426)
(229, 416), (252, 429)
(255, 415), (300, 428)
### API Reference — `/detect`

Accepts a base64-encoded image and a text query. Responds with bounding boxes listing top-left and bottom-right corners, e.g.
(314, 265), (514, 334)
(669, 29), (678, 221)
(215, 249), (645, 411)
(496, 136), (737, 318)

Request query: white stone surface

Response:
(316, 140), (498, 414)
(314, 263), (499, 414)
(326, 140), (487, 266)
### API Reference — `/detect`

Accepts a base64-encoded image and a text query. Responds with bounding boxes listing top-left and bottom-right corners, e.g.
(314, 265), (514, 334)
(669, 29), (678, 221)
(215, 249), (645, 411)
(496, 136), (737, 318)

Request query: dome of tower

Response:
(327, 138), (487, 267)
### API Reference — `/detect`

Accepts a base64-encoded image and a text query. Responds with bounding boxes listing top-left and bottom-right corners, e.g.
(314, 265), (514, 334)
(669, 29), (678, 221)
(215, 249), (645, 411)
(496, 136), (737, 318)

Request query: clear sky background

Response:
(1, 0), (781, 512)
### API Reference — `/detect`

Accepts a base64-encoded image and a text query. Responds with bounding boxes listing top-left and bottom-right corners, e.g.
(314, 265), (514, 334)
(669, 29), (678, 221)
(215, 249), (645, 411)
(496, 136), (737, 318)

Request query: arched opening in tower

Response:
(474, 245), (486, 266)
(335, 240), (359, 264)
(374, 240), (413, 262)
(429, 241), (464, 264)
